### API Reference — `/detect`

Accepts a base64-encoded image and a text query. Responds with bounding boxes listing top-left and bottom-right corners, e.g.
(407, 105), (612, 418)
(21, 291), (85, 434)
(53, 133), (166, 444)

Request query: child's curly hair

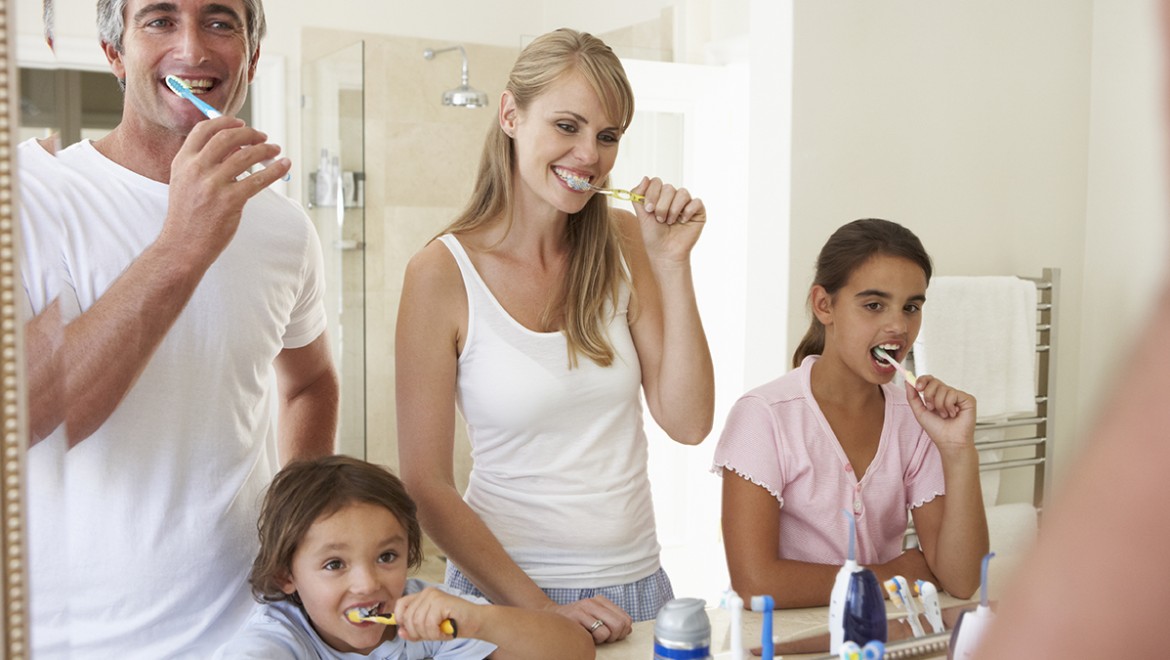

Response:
(249, 455), (423, 602)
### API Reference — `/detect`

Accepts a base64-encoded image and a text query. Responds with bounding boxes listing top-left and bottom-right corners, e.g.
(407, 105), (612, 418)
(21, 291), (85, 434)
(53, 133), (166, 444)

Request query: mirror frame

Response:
(1, 0), (30, 656)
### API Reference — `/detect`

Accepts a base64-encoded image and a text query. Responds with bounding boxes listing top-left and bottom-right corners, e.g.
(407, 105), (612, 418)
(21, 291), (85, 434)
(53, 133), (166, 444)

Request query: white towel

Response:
(913, 276), (1038, 419)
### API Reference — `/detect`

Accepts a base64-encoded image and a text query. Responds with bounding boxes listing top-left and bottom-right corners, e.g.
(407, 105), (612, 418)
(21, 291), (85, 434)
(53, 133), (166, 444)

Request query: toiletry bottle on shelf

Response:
(331, 155), (341, 206)
(315, 148), (334, 207)
(653, 598), (711, 660)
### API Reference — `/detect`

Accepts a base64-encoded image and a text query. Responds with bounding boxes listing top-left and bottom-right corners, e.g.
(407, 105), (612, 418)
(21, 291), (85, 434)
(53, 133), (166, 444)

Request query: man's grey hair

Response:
(43, 0), (54, 45)
(95, 0), (266, 57)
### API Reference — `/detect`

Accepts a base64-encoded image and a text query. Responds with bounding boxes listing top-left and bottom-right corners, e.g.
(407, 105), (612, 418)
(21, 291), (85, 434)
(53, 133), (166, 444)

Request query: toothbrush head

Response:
(345, 606), (392, 624)
(883, 579), (904, 606)
(980, 552), (996, 608)
(163, 74), (190, 96)
(915, 579), (938, 597)
(872, 346), (917, 386)
(164, 74), (223, 119)
(345, 606), (370, 623)
(723, 590), (743, 610)
(553, 167), (594, 192)
(749, 595), (774, 612)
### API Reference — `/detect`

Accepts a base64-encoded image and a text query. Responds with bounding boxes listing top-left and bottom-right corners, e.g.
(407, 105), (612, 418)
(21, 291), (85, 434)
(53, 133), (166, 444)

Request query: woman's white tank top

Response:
(439, 234), (661, 588)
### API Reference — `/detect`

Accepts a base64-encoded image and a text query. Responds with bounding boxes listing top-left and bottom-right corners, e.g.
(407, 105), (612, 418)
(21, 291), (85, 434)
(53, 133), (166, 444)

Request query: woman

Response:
(396, 29), (714, 645)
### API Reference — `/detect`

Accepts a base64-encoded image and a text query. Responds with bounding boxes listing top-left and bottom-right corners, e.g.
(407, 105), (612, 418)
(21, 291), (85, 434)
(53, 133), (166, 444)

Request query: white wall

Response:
(787, 0), (1096, 480)
(1080, 0), (1169, 443)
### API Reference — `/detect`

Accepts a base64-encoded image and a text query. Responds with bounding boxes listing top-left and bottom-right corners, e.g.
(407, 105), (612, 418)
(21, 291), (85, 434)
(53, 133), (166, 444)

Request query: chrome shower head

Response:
(423, 45), (489, 109)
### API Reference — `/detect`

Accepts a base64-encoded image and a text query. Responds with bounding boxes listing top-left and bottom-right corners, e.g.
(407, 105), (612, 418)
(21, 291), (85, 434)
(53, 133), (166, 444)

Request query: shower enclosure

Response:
(302, 42), (367, 459)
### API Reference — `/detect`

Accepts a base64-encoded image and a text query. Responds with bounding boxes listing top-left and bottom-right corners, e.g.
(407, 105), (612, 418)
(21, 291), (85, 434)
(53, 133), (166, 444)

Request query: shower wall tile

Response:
(382, 121), (486, 207)
(302, 24), (518, 483)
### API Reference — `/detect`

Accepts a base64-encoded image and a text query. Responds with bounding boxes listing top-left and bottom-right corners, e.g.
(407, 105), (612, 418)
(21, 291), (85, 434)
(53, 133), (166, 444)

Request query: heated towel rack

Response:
(973, 267), (1059, 510)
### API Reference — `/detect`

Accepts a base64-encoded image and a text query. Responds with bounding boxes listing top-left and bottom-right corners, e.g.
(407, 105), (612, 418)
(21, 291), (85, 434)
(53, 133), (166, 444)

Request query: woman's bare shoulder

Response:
(402, 238), (466, 311)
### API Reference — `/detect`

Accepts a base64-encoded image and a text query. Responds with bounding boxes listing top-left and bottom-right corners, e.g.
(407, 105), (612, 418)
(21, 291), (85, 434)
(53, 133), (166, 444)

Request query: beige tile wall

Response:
(303, 27), (518, 485)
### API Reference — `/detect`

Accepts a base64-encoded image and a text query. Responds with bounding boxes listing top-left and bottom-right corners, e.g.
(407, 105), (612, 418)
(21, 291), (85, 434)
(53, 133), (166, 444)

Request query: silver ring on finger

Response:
(589, 619), (605, 632)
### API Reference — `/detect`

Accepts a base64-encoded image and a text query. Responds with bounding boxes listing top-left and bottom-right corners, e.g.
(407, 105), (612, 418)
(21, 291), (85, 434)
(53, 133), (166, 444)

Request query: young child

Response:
(714, 218), (989, 608)
(215, 455), (594, 659)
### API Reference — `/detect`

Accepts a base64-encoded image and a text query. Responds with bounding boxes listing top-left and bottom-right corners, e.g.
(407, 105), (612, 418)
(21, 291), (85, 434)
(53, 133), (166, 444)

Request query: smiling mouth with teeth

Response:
(553, 166), (593, 192)
(170, 77), (214, 94)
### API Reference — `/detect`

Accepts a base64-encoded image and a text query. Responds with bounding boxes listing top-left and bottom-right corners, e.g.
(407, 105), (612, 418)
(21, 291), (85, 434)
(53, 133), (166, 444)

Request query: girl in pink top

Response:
(714, 219), (988, 608)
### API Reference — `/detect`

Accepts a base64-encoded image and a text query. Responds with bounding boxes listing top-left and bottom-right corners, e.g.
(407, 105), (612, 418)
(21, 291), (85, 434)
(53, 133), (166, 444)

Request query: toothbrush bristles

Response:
(874, 347), (917, 386)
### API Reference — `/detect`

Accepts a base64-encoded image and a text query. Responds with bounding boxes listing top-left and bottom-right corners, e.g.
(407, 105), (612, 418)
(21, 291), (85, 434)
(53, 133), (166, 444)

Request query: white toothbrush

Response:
(915, 580), (945, 634)
(893, 576), (924, 638)
(872, 347), (917, 386)
(882, 576), (924, 638)
(725, 590), (744, 660)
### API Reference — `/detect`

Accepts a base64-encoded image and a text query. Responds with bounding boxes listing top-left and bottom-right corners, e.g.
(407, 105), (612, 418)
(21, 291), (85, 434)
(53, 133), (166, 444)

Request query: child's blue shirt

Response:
(213, 579), (497, 659)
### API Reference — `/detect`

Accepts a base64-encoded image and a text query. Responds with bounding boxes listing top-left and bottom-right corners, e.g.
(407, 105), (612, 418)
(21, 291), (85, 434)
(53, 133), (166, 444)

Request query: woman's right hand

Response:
(629, 176), (706, 265)
(549, 596), (633, 644)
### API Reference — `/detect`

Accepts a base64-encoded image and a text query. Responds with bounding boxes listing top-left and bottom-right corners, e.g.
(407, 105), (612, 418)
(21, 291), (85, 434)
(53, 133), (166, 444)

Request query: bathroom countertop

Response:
(596, 593), (975, 660)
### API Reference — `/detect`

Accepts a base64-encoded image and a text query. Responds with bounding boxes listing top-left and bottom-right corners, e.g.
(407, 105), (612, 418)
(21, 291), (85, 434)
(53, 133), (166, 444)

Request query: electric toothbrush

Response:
(915, 580), (945, 634)
(882, 576), (924, 638)
(750, 595), (774, 660)
(724, 590), (744, 660)
(893, 576), (925, 638)
(948, 552), (996, 659)
(829, 510), (887, 654)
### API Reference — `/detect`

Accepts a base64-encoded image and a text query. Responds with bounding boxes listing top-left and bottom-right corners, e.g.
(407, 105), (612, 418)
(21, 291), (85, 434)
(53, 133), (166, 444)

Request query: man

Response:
(25, 0), (339, 656)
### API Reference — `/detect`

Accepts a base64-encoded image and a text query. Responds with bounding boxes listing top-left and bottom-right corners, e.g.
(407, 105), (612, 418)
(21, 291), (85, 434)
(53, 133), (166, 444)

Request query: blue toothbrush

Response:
(164, 75), (223, 118)
(164, 75), (290, 181)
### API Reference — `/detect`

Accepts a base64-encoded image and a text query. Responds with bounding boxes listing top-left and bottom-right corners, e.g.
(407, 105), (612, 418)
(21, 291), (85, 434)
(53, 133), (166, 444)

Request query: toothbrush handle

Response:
(251, 156), (292, 182)
(369, 614), (457, 637)
(601, 188), (646, 203)
(892, 360), (917, 387)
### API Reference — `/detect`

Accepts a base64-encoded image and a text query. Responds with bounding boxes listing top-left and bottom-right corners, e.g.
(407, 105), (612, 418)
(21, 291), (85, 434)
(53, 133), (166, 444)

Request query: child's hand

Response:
(392, 587), (463, 642)
(905, 375), (977, 453)
(630, 176), (705, 264)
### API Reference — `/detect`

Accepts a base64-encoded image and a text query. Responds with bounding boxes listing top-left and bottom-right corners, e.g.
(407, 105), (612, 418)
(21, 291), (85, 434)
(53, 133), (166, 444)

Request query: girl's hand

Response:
(393, 587), (463, 642)
(905, 375), (977, 453)
(630, 176), (705, 263)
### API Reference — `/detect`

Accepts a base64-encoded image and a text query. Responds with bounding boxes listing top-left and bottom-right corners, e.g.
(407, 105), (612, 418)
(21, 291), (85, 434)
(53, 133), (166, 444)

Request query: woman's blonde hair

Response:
(442, 28), (636, 367)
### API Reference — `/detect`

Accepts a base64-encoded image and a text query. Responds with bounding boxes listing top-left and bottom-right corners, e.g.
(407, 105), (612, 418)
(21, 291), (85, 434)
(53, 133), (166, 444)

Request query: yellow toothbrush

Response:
(585, 184), (646, 203)
(345, 607), (457, 637)
(557, 170), (647, 203)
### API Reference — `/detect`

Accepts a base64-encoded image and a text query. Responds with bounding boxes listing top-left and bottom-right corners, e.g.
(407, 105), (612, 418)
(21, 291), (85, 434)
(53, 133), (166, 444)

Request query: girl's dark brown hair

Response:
(792, 218), (933, 368)
(249, 455), (423, 603)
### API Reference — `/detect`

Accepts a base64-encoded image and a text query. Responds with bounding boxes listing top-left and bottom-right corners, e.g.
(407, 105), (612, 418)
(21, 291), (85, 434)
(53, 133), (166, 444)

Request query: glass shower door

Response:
(302, 42), (366, 458)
